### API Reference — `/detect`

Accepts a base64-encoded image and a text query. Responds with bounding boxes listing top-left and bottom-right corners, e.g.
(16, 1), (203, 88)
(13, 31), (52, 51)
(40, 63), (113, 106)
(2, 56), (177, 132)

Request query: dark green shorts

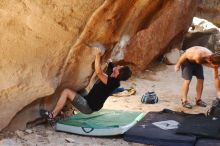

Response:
(181, 60), (204, 80)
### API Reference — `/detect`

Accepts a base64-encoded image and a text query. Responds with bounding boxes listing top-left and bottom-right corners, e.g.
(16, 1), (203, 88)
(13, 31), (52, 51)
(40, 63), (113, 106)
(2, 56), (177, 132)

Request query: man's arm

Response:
(213, 67), (220, 97)
(95, 48), (108, 84)
(203, 61), (219, 68)
(175, 52), (187, 72)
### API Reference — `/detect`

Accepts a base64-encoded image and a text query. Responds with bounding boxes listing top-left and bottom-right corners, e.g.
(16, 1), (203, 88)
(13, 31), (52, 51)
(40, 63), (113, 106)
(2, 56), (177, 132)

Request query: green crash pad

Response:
(56, 109), (145, 136)
(58, 109), (144, 129)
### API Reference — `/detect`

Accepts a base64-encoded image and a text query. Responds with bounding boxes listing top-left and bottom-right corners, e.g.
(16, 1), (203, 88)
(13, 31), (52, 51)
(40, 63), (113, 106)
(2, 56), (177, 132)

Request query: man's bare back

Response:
(184, 46), (212, 64)
(175, 46), (214, 72)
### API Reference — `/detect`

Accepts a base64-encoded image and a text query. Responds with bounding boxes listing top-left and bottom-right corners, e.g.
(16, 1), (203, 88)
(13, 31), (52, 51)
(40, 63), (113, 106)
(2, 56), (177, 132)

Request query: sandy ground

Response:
(0, 63), (217, 146)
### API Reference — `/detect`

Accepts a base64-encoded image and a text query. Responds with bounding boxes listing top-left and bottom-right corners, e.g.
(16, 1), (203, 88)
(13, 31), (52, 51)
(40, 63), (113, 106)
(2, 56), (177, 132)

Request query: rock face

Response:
(196, 0), (220, 27)
(163, 49), (181, 65)
(0, 0), (105, 131)
(0, 0), (198, 131)
(182, 17), (220, 53)
(182, 29), (220, 53)
(115, 0), (198, 72)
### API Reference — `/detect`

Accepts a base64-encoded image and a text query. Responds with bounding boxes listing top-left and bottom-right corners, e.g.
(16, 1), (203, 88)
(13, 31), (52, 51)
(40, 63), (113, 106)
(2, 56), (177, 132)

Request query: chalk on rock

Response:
(119, 35), (130, 49)
(90, 42), (106, 56)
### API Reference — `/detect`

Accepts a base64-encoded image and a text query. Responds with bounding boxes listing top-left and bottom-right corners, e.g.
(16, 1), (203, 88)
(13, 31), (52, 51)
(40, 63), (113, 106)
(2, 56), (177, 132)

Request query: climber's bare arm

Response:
(95, 48), (108, 84)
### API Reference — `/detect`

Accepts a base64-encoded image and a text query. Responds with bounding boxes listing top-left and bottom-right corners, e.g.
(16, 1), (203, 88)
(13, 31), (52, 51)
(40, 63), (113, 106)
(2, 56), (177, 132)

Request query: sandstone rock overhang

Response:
(0, 0), (198, 131)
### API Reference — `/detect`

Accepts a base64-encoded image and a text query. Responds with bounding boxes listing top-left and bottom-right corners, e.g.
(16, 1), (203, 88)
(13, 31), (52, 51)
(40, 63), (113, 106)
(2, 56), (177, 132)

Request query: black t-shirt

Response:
(84, 63), (120, 111)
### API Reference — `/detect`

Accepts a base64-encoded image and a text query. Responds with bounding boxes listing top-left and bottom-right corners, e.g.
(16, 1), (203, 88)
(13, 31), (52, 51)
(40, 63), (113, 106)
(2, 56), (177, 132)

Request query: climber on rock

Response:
(40, 46), (132, 122)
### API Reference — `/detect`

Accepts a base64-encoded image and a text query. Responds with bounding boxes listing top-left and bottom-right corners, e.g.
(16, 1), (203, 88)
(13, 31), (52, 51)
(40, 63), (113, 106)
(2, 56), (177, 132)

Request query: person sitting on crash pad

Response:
(175, 46), (220, 109)
(41, 47), (132, 121)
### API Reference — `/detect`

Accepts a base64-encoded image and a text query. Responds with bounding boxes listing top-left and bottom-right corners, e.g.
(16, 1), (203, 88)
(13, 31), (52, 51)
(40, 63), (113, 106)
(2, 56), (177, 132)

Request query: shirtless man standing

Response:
(175, 46), (220, 109)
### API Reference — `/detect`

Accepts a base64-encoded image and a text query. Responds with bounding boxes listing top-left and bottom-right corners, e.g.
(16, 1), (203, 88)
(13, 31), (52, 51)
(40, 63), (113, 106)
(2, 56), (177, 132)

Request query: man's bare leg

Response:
(52, 89), (76, 118)
(181, 80), (193, 108)
(195, 79), (207, 107)
(196, 79), (204, 101)
(181, 80), (191, 102)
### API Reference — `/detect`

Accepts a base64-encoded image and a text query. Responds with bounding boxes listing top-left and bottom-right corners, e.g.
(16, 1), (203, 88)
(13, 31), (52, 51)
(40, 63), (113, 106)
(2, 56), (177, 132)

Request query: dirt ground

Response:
(0, 63), (217, 146)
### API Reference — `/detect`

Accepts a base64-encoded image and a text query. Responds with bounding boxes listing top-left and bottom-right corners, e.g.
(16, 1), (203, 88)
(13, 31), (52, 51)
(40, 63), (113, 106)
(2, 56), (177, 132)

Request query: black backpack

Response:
(141, 91), (158, 104)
